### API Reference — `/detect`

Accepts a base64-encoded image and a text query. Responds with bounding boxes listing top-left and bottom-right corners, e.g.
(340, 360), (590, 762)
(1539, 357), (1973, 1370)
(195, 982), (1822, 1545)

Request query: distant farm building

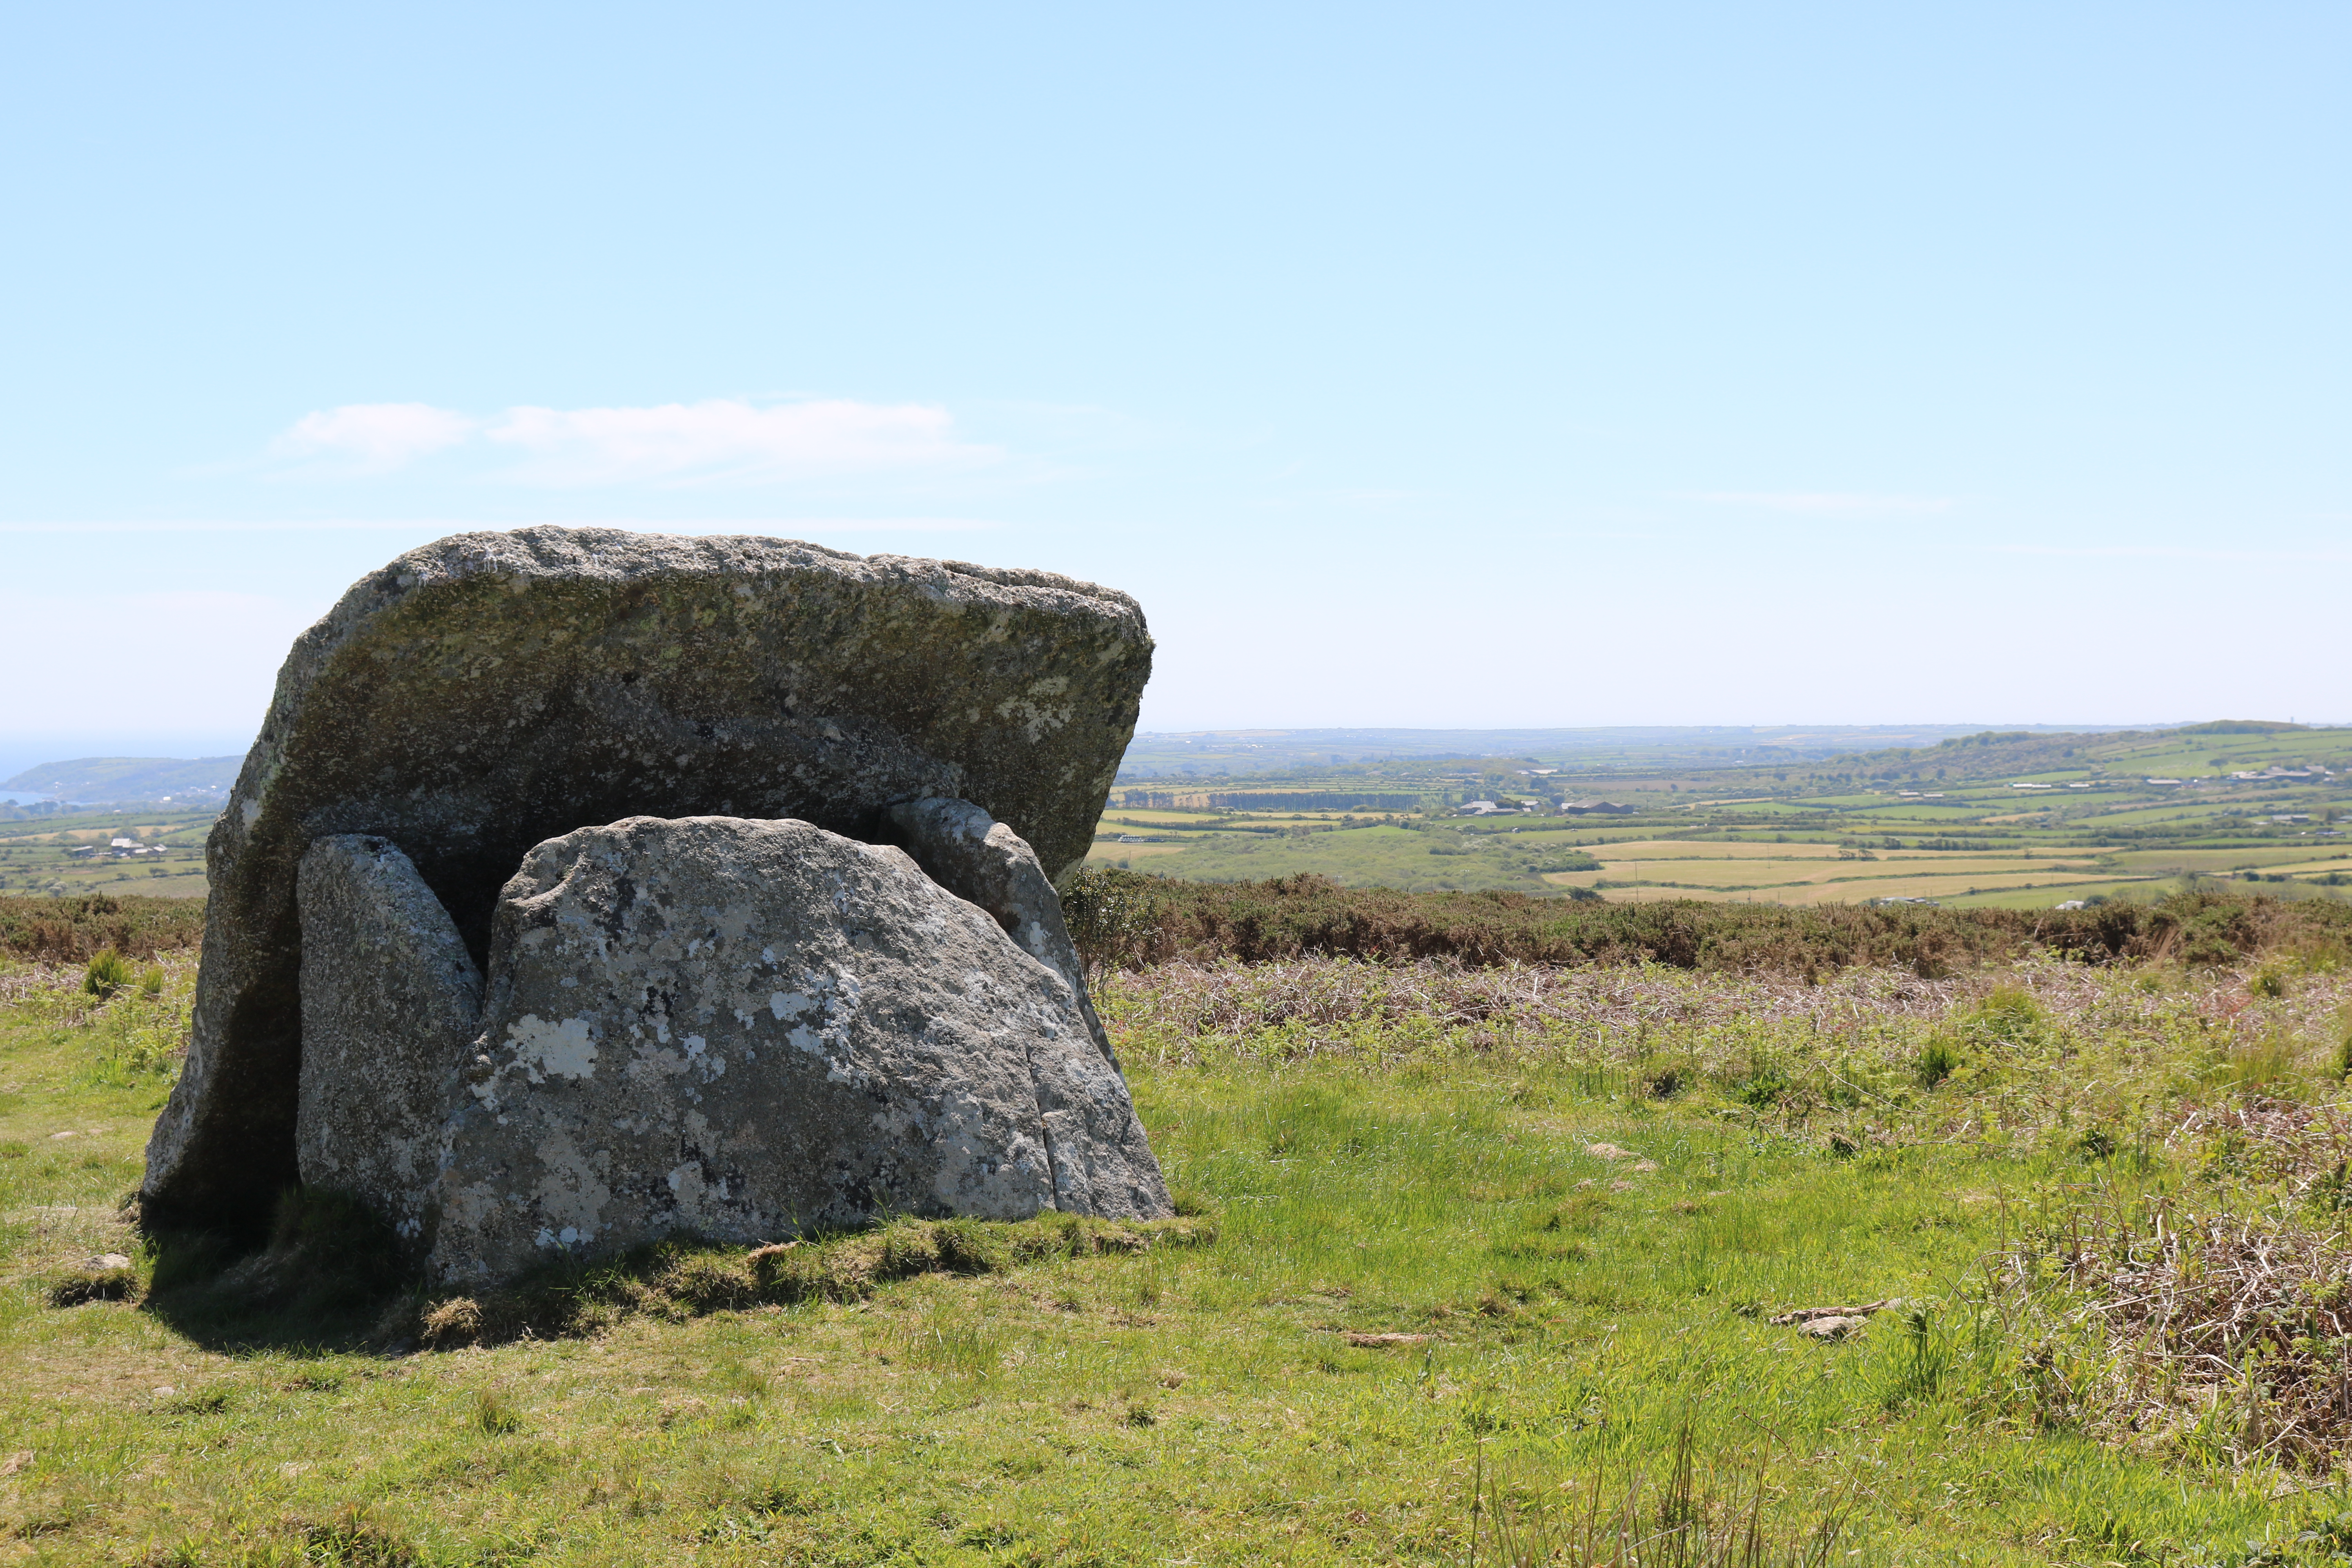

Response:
(1117, 789), (1423, 811)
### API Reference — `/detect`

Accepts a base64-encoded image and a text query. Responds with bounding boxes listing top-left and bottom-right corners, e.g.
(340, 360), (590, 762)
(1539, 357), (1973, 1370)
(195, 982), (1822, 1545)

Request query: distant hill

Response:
(2175, 719), (2307, 735)
(1815, 722), (2347, 784)
(1114, 724), (2124, 779)
(0, 756), (244, 803)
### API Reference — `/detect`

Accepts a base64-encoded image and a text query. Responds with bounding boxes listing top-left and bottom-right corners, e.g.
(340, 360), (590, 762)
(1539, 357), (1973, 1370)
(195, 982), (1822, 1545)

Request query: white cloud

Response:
(263, 398), (1000, 486)
(482, 398), (999, 485)
(1996, 542), (2352, 564)
(1687, 492), (1956, 517)
(275, 403), (477, 471)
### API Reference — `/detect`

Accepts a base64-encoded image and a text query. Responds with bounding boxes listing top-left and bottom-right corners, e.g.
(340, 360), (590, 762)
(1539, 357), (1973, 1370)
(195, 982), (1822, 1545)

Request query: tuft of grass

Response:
(900, 1309), (1007, 1378)
(1878, 1305), (1952, 1412)
(1465, 1420), (1855, 1568)
(472, 1387), (523, 1436)
(2215, 1033), (2302, 1096)
(1983, 1166), (2352, 1473)
(299, 1506), (427, 1568)
(1959, 984), (2045, 1049)
(81, 946), (131, 998)
(712, 1358), (771, 1401)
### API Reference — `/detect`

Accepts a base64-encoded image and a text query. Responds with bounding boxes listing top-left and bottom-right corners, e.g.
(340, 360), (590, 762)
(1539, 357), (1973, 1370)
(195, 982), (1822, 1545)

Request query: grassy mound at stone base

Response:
(402, 1212), (1220, 1350)
(109, 1192), (1217, 1356)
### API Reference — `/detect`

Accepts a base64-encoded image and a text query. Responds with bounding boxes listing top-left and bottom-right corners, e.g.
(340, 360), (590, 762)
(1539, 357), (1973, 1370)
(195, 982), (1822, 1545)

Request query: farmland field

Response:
(1089, 721), (2352, 909)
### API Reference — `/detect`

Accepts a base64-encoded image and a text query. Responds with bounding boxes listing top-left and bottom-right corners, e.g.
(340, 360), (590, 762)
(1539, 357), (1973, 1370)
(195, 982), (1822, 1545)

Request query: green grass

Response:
(1931, 880), (2176, 910)
(11, 953), (2352, 1561)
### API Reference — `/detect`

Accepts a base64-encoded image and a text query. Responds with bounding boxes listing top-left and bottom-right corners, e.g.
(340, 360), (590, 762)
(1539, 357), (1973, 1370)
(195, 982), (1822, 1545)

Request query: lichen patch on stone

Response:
(505, 1014), (599, 1080)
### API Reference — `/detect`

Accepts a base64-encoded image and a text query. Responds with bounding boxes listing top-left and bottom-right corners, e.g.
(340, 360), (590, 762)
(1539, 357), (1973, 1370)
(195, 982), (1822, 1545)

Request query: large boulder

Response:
(886, 796), (1114, 1064)
(294, 836), (483, 1241)
(142, 529), (1150, 1227)
(429, 815), (1169, 1283)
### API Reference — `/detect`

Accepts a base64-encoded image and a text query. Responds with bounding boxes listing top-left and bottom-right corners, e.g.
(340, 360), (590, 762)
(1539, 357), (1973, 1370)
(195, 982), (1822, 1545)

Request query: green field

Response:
(14, 940), (2352, 1561)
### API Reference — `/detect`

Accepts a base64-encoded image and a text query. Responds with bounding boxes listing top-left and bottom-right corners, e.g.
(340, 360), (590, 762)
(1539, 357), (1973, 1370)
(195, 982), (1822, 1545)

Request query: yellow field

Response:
(1566, 871), (2152, 906)
(1568, 839), (1846, 861)
(1559, 839), (2114, 864)
(1536, 838), (2139, 907)
(1085, 842), (1189, 860)
(1547, 853), (2109, 892)
(1878, 846), (2112, 862)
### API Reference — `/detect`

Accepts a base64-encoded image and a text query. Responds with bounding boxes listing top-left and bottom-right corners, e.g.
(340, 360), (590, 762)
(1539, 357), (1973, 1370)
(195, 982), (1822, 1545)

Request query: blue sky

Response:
(4, 3), (2346, 768)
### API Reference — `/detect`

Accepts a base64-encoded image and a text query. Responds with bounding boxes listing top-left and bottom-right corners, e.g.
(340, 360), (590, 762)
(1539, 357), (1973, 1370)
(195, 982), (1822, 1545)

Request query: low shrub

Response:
(1062, 871), (2340, 978)
(0, 893), (205, 963)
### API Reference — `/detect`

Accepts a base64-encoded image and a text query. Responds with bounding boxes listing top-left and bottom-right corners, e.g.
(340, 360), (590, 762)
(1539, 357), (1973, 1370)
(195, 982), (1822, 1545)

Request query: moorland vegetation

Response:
(10, 881), (2352, 1561)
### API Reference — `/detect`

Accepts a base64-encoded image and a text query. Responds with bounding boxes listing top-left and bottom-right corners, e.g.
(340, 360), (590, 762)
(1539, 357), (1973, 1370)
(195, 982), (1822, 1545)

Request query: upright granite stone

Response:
(428, 815), (1169, 1284)
(294, 836), (484, 1240)
(887, 797), (1114, 1064)
(143, 528), (1151, 1227)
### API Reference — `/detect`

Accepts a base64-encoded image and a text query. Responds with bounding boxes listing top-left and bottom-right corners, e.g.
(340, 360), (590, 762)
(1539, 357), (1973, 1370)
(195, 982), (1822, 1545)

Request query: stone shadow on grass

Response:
(137, 1187), (417, 1356)
(133, 1187), (1216, 1356)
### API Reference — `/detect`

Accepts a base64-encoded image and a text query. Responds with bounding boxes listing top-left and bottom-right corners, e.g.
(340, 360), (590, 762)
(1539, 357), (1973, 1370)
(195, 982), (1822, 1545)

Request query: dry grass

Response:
(1979, 1098), (2352, 1475)
(1099, 952), (2352, 1072)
